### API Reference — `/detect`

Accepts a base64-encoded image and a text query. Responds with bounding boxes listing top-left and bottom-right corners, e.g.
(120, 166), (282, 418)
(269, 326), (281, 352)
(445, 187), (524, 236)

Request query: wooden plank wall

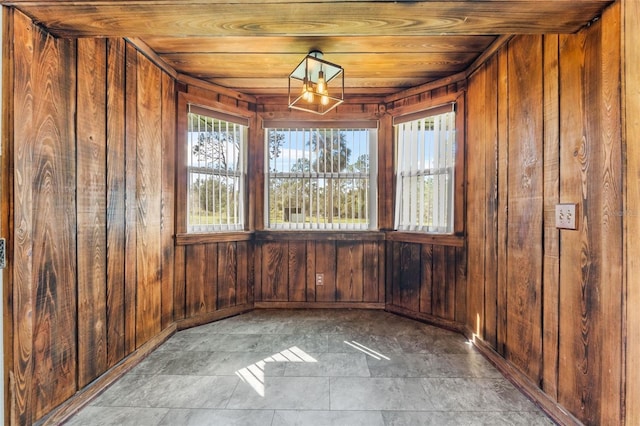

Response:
(386, 242), (467, 325)
(8, 10), (176, 423)
(623, 0), (640, 424)
(171, 81), (256, 325)
(12, 12), (78, 423)
(176, 240), (253, 320)
(253, 237), (384, 306)
(465, 4), (624, 425)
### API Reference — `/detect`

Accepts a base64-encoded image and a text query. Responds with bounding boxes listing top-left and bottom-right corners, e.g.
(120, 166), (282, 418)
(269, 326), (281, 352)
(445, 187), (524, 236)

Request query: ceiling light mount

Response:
(288, 50), (344, 115)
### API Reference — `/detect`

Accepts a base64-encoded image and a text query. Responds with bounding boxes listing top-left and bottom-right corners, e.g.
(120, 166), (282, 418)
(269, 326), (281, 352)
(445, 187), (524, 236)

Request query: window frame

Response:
(262, 120), (379, 231)
(176, 92), (253, 238)
(391, 94), (465, 236)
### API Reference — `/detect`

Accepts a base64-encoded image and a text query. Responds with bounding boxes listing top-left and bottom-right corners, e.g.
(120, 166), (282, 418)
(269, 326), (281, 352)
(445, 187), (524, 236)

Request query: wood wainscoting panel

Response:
(76, 37), (108, 389)
(505, 34), (544, 385)
(255, 237), (383, 305)
(558, 4), (623, 423)
(105, 37), (127, 369)
(12, 11), (79, 421)
(134, 51), (163, 347)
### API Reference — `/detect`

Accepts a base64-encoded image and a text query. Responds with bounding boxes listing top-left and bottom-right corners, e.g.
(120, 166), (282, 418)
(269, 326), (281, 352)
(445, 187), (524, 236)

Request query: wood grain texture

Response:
(505, 35), (543, 384)
(431, 245), (448, 319)
(2, 8), (16, 426)
(398, 243), (420, 312)
(336, 242), (364, 302)
(362, 242), (379, 302)
(105, 37), (126, 369)
(12, 10), (36, 425)
(541, 34), (560, 400)
(185, 244), (206, 316)
(314, 241), (337, 302)
(483, 54), (498, 348)
(261, 242), (288, 301)
(419, 245), (433, 314)
(624, 0), (640, 423)
(305, 241), (316, 302)
(454, 246), (467, 324)
(160, 70), (175, 329)
(21, 2), (611, 38)
(236, 241), (249, 306)
(124, 42), (138, 355)
(31, 30), (78, 420)
(217, 242), (237, 309)
(557, 9), (623, 423)
(135, 51), (163, 347)
(559, 28), (600, 424)
(596, 6), (622, 422)
(495, 47), (509, 357)
(287, 241), (306, 302)
(465, 63), (486, 339)
(76, 37), (108, 388)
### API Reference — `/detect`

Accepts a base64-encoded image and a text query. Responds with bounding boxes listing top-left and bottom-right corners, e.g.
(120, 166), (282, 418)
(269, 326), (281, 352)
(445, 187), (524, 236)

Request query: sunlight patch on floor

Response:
(235, 346), (318, 396)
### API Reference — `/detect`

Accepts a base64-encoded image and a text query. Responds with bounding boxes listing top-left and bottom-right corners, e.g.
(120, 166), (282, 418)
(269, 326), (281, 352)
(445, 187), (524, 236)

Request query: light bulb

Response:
(321, 95), (329, 105)
(317, 70), (326, 94)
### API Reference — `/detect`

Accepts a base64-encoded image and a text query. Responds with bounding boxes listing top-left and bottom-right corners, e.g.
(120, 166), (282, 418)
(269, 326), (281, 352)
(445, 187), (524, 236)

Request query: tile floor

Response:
(66, 309), (555, 425)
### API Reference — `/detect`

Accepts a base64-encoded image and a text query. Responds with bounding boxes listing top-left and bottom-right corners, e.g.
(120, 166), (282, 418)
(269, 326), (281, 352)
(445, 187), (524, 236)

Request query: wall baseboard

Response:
(469, 333), (583, 426)
(36, 324), (177, 426)
(175, 304), (254, 330)
(385, 304), (582, 426)
(384, 304), (467, 335)
(255, 301), (385, 310)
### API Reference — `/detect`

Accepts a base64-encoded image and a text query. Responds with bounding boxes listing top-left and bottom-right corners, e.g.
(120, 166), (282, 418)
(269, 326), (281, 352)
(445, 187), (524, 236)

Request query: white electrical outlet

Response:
(555, 203), (578, 230)
(316, 273), (324, 286)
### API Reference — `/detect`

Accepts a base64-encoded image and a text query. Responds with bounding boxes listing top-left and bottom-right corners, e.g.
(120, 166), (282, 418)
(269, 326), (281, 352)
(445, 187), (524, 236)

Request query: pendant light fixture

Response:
(288, 50), (344, 115)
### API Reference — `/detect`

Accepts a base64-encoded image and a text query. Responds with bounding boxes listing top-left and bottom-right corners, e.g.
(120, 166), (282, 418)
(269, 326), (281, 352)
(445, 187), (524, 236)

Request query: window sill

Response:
(176, 231), (254, 245)
(385, 231), (464, 247)
(255, 230), (385, 241)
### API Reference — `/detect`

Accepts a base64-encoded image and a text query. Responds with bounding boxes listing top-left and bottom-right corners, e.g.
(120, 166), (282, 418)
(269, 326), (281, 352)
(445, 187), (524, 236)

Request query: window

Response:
(265, 123), (377, 230)
(394, 105), (456, 233)
(186, 105), (247, 232)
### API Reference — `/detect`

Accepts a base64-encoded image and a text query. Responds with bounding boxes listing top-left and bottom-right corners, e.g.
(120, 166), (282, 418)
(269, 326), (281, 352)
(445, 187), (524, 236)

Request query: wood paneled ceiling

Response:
(6, 0), (613, 98)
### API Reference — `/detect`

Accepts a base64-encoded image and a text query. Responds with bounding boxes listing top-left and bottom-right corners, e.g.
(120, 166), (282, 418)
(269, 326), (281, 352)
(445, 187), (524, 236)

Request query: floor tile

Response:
(421, 377), (539, 412)
(273, 410), (385, 426)
(381, 410), (556, 425)
(64, 406), (169, 426)
(367, 353), (449, 378)
(284, 352), (370, 377)
(91, 374), (239, 409)
(330, 377), (434, 411)
(227, 376), (331, 410)
(67, 309), (553, 425)
(158, 408), (274, 425)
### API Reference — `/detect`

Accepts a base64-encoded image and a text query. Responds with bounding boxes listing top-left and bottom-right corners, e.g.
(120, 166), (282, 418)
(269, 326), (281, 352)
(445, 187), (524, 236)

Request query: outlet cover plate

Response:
(555, 203), (578, 230)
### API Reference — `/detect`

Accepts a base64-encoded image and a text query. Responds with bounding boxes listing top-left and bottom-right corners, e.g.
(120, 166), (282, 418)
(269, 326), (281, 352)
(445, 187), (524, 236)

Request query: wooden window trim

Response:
(176, 92), (254, 234)
(390, 91), (466, 236)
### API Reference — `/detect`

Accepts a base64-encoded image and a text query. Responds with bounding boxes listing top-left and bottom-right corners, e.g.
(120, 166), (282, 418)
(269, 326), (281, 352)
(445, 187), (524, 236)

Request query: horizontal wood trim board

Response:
(254, 231), (386, 241)
(385, 232), (465, 247)
(177, 73), (257, 104)
(255, 302), (385, 310)
(176, 232), (254, 245)
(37, 324), (177, 426)
(262, 119), (379, 129)
(175, 303), (254, 330)
(470, 334), (583, 426)
(385, 304), (466, 335)
(179, 91), (255, 121)
(392, 103), (455, 125)
(189, 103), (250, 127)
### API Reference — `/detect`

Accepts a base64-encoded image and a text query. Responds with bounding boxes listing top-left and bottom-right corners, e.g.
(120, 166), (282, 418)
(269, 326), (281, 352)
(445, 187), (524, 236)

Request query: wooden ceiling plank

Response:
(14, 2), (612, 37)
(142, 35), (498, 54)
